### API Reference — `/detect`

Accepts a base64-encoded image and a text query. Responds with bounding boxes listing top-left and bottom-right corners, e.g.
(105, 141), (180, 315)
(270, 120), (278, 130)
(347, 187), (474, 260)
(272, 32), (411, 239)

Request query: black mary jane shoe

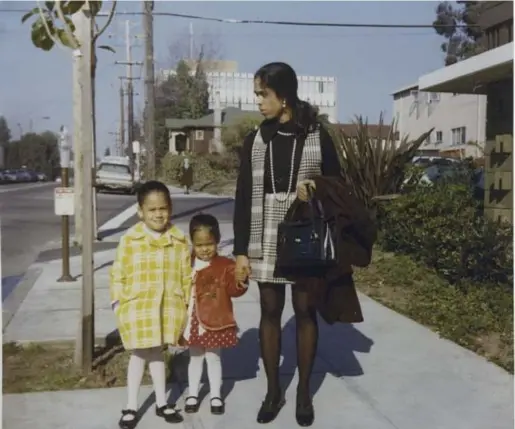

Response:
(256, 393), (285, 424)
(155, 404), (184, 424)
(210, 397), (225, 415)
(184, 396), (200, 414)
(295, 399), (315, 427)
(118, 409), (138, 429)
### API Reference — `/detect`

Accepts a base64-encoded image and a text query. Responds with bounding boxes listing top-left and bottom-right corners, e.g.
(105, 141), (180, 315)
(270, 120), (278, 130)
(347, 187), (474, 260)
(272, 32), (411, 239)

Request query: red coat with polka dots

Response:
(181, 256), (247, 349)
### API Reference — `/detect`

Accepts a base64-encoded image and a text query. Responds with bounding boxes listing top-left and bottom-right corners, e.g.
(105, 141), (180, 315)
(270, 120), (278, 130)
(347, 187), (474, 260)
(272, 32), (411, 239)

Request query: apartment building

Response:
(418, 1), (513, 143)
(159, 64), (338, 123)
(392, 83), (486, 156)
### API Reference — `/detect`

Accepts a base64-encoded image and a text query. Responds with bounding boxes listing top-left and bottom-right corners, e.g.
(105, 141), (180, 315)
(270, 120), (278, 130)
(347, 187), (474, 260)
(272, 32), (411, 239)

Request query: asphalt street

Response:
(1, 182), (135, 297)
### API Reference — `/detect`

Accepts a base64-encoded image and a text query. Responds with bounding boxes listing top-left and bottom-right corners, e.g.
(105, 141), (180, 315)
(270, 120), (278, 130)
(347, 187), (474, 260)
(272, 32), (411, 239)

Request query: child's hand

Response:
(235, 255), (251, 283)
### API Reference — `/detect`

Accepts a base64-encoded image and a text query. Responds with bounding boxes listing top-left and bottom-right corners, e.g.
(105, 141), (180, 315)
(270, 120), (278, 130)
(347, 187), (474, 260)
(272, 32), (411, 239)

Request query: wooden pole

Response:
(73, 7), (95, 372)
(143, 0), (156, 179)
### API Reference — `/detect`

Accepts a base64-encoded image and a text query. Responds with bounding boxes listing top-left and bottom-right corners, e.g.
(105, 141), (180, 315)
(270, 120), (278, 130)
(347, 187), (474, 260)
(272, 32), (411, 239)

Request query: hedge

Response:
(378, 178), (513, 288)
(159, 152), (239, 186)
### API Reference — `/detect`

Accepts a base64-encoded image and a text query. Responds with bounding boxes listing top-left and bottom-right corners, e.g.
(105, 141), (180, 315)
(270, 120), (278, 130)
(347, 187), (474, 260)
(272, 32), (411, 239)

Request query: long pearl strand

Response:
(269, 131), (297, 202)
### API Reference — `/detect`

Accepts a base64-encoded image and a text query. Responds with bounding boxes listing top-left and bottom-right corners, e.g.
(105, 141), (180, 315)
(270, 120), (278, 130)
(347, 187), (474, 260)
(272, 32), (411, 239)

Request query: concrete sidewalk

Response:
(3, 221), (513, 429)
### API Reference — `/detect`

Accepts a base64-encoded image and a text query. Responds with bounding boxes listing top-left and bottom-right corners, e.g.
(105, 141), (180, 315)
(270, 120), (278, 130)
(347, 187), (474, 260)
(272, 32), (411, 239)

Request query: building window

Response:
(195, 130), (204, 140)
(451, 127), (466, 146)
(436, 131), (443, 143)
(318, 81), (324, 93)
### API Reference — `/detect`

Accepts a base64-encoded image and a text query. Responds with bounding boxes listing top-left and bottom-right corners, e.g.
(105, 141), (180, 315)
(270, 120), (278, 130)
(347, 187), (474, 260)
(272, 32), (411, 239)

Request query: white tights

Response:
(123, 347), (176, 421)
(187, 347), (223, 406)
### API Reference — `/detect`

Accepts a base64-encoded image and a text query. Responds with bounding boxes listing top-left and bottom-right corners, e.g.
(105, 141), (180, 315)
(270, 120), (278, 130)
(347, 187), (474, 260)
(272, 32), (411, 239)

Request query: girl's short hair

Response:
(136, 180), (172, 207)
(189, 213), (221, 243)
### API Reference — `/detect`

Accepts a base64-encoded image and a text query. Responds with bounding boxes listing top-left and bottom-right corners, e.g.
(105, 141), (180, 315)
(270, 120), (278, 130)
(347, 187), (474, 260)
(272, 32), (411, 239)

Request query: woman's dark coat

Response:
(281, 176), (377, 324)
(180, 166), (193, 188)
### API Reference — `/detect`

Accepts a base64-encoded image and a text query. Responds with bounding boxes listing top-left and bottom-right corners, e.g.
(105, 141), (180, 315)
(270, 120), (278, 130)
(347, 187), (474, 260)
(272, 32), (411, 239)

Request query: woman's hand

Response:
(296, 179), (316, 202)
(235, 255), (251, 283)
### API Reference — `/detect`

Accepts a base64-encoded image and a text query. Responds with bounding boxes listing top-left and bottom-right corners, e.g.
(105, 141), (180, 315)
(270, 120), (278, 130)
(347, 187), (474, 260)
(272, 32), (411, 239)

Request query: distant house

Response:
(165, 107), (262, 155)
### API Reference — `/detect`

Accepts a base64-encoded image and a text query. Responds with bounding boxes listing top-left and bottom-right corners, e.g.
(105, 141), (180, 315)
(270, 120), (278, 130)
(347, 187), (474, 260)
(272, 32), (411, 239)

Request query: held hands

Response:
(296, 179), (316, 202)
(235, 255), (251, 285)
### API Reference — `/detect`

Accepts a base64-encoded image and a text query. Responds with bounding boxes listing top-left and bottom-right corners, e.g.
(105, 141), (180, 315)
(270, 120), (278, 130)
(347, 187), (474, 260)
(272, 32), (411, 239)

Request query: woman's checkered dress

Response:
(248, 128), (322, 284)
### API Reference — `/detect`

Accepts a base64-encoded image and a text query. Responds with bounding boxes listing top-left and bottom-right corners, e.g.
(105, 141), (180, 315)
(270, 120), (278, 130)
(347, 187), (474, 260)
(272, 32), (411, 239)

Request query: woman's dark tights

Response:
(258, 282), (318, 403)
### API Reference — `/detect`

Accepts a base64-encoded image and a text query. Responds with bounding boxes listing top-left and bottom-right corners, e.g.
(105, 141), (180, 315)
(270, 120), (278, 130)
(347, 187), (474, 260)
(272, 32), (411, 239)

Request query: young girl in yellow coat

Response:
(110, 181), (192, 429)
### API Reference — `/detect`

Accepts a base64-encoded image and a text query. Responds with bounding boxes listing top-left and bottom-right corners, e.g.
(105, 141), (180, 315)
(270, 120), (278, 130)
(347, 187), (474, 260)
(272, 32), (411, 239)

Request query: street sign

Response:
(132, 140), (140, 154)
(54, 187), (75, 216)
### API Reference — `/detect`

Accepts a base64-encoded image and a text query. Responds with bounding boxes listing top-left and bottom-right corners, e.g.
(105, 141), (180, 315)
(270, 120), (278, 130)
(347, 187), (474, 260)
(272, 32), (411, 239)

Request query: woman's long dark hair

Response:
(254, 62), (319, 137)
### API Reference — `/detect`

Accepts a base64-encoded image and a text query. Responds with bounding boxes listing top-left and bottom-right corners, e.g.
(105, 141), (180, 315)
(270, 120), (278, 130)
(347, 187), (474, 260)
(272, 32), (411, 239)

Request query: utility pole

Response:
(73, 7), (95, 372)
(119, 79), (125, 156)
(189, 21), (194, 59)
(143, 1), (156, 179)
(115, 20), (142, 176)
(72, 40), (83, 248)
(126, 19), (135, 176)
(108, 131), (121, 156)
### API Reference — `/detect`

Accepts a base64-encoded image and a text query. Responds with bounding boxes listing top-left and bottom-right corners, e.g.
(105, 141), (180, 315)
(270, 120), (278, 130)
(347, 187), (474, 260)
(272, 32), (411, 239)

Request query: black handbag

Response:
(276, 190), (337, 270)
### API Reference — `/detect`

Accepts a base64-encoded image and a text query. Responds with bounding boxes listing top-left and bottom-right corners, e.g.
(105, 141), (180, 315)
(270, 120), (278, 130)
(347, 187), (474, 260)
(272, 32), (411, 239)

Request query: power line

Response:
(164, 30), (436, 39)
(0, 9), (476, 29)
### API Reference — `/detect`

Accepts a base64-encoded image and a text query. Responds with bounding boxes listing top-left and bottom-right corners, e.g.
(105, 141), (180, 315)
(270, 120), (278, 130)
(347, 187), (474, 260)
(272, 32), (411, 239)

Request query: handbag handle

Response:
(307, 184), (326, 219)
(287, 184), (325, 222)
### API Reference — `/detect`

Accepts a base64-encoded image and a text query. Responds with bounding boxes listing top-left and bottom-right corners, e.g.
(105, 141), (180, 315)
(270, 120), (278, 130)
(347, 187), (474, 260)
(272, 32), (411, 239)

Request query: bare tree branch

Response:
(93, 0), (117, 43)
(166, 26), (225, 69)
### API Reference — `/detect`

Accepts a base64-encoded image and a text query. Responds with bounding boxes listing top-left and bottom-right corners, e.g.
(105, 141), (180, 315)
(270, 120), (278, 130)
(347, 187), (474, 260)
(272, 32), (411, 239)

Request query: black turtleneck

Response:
(232, 119), (341, 256)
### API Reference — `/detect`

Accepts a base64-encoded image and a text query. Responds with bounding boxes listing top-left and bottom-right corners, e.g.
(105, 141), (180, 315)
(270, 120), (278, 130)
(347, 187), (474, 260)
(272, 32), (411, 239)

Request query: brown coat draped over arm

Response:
(282, 176), (377, 324)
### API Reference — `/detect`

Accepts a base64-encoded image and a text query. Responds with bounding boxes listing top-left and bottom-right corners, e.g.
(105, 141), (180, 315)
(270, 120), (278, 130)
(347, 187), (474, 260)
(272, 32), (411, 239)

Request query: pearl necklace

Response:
(269, 131), (297, 202)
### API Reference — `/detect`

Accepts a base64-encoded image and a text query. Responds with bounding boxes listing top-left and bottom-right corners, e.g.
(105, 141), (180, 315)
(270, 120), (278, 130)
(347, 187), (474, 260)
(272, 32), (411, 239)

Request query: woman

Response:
(233, 62), (341, 427)
(181, 154), (193, 194)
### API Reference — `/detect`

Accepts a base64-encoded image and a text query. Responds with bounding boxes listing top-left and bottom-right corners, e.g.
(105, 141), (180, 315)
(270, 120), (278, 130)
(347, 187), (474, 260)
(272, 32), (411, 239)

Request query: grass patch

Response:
(354, 247), (513, 373)
(2, 341), (185, 394)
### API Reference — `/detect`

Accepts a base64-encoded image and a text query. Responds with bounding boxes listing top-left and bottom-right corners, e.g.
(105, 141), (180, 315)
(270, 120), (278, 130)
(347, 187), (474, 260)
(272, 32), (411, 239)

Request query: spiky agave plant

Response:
(318, 113), (433, 208)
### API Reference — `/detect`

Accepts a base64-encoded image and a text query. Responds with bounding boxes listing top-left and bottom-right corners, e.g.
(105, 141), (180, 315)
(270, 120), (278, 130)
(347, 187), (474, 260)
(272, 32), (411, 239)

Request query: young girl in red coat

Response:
(181, 213), (248, 415)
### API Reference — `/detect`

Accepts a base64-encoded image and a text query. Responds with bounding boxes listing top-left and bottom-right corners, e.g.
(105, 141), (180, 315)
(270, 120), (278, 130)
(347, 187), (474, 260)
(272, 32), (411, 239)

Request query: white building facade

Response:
(159, 69), (338, 123)
(392, 83), (487, 157)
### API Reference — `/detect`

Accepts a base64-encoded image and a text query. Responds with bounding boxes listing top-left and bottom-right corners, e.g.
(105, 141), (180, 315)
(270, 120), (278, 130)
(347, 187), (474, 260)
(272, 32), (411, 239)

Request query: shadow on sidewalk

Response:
(279, 316), (374, 399)
(74, 260), (114, 281)
(219, 318), (373, 403)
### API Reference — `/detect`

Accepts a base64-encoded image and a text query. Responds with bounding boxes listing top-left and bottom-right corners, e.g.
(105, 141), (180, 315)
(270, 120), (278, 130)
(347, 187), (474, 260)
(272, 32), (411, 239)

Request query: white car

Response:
(95, 156), (135, 194)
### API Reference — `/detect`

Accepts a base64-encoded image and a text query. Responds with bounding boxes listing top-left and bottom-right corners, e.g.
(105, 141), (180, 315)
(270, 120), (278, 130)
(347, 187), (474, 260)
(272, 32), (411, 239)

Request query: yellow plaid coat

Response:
(109, 222), (192, 350)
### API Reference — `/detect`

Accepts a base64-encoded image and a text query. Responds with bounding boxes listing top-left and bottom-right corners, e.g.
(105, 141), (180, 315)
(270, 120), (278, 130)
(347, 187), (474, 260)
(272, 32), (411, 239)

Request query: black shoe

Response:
(295, 398), (315, 427)
(155, 404), (184, 424)
(184, 396), (199, 414)
(118, 409), (138, 429)
(210, 397), (225, 415)
(257, 393), (285, 424)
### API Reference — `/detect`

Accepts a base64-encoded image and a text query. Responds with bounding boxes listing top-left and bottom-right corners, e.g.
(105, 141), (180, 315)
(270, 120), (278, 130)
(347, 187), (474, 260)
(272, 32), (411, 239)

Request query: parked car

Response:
(412, 156), (461, 168)
(24, 170), (39, 182)
(3, 169), (21, 182)
(95, 156), (135, 194)
(37, 172), (48, 181)
(14, 169), (31, 182)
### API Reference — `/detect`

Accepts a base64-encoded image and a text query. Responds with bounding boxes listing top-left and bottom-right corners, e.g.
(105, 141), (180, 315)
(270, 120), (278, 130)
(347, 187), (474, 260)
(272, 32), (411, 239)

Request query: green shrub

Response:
(379, 179), (513, 286)
(318, 113), (433, 208)
(158, 152), (238, 186)
(222, 116), (261, 155)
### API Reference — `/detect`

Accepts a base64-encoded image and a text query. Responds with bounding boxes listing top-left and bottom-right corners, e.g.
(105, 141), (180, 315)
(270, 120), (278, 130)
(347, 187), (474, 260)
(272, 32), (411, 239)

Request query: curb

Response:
(2, 267), (43, 331)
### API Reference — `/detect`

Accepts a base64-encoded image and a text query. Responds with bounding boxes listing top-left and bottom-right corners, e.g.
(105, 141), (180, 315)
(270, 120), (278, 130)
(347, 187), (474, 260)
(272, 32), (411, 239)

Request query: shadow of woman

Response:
(279, 315), (374, 399)
(220, 327), (260, 402)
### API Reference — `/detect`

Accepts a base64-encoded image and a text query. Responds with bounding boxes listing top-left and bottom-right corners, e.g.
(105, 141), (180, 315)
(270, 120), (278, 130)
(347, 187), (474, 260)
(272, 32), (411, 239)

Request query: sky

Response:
(0, 1), (447, 154)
